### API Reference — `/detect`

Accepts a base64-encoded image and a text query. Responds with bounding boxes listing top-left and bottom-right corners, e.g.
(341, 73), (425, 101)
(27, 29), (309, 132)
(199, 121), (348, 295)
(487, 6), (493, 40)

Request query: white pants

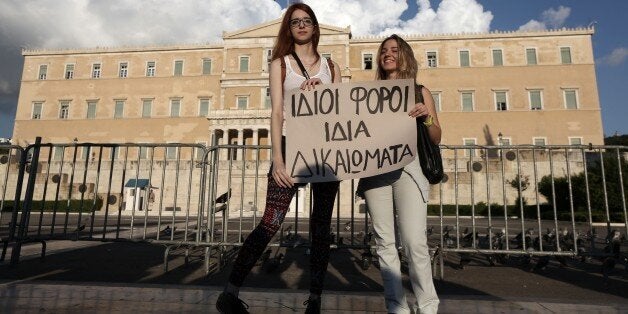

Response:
(359, 158), (439, 314)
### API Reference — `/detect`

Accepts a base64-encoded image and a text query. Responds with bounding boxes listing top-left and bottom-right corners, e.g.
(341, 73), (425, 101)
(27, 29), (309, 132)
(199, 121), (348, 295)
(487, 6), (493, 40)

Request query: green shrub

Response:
(0, 198), (103, 213)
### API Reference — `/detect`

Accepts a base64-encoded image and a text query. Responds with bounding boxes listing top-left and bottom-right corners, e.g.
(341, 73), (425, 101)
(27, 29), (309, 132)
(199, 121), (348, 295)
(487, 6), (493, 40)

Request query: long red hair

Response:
(271, 3), (320, 61)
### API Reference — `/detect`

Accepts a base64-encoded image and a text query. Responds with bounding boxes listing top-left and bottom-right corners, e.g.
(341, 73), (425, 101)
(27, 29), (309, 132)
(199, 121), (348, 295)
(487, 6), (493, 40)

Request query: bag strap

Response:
(279, 57), (336, 83)
(291, 52), (311, 80)
(415, 84), (427, 123)
(281, 54), (335, 84)
(415, 84), (425, 104)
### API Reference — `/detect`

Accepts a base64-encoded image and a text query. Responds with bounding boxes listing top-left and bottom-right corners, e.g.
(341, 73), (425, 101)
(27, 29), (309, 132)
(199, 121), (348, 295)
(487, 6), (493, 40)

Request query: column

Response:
(252, 128), (259, 162)
(236, 128), (244, 160)
(221, 129), (228, 160)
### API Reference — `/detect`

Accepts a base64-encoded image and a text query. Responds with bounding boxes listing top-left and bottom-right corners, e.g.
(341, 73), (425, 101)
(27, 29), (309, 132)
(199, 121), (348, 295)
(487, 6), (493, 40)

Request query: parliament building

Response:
(13, 19), (603, 154)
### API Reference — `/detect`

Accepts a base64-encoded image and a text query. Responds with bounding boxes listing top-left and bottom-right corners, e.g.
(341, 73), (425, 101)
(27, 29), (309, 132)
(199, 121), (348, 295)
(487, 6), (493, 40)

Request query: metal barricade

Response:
(0, 144), (26, 262)
(431, 144), (627, 278)
(202, 144), (373, 273)
(3, 140), (208, 267)
(3, 140), (626, 280)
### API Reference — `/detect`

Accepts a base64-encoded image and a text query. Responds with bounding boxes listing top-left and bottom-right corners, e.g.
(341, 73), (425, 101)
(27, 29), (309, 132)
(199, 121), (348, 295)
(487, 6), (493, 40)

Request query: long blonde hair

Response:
(375, 34), (418, 81)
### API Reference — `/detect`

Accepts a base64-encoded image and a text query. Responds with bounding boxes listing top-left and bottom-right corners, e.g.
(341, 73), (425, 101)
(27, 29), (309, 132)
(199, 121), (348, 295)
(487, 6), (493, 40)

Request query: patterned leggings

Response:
(228, 176), (339, 295)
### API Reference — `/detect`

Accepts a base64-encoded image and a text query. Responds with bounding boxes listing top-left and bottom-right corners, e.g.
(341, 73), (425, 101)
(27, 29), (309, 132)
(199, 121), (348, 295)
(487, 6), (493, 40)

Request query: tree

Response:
(508, 174), (529, 208)
(537, 152), (627, 222)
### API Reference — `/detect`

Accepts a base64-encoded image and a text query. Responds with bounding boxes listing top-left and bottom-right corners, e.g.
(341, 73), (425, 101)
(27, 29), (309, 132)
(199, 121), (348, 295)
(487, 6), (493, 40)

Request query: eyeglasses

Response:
(290, 18), (314, 28)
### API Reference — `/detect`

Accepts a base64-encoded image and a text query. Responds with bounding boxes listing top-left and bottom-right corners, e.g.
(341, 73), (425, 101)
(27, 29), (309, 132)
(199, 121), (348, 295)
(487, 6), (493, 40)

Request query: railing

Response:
(0, 140), (625, 279)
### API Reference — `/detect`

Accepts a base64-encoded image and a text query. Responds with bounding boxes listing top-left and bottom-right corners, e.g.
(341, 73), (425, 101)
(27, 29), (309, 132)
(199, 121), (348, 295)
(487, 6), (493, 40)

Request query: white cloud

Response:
(0, 80), (12, 95)
(541, 6), (571, 28)
(597, 47), (628, 66)
(379, 0), (493, 35)
(306, 0), (493, 36)
(306, 0), (409, 35)
(0, 0), (283, 49)
(519, 5), (571, 31)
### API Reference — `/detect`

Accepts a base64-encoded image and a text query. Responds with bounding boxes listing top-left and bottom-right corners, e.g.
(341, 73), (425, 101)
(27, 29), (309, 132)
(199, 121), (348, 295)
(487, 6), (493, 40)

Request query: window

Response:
(199, 98), (209, 116)
(459, 50), (470, 67)
(196, 142), (207, 160)
(142, 99), (152, 118)
(174, 60), (183, 76)
(59, 101), (70, 119)
(533, 137), (546, 146)
(492, 49), (503, 66)
(427, 51), (438, 68)
(529, 90), (543, 110)
(495, 91), (508, 111)
(461, 92), (473, 111)
(560, 47), (572, 64)
(114, 100), (124, 118)
(65, 64), (75, 79)
(119, 62), (128, 78)
(86, 101), (97, 119)
(463, 138), (477, 157)
(264, 49), (272, 72)
(526, 48), (537, 65)
(92, 63), (101, 78)
(363, 53), (373, 70)
(32, 102), (43, 119)
(569, 137), (583, 147)
(170, 99), (180, 117)
(564, 90), (578, 109)
(202, 58), (212, 75)
(146, 61), (156, 77)
(139, 146), (148, 159)
(498, 137), (511, 146)
(38, 65), (48, 80)
(239, 56), (249, 72)
(236, 96), (248, 109)
(166, 147), (177, 159)
(431, 92), (441, 112)
(53, 147), (64, 161)
(81, 146), (90, 160)
(109, 147), (118, 160)
(264, 87), (271, 109)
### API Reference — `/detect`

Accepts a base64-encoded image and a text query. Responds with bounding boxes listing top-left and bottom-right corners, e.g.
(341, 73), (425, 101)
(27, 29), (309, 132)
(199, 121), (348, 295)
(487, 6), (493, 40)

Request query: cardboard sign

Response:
(285, 79), (417, 183)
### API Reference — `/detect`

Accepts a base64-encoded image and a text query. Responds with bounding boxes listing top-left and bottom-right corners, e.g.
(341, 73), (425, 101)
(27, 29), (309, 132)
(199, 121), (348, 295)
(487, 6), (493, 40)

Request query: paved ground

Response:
(0, 240), (627, 313)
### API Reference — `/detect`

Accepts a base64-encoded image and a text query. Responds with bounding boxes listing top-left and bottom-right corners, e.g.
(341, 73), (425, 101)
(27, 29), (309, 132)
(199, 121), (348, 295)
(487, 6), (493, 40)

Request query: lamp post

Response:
(498, 132), (503, 159)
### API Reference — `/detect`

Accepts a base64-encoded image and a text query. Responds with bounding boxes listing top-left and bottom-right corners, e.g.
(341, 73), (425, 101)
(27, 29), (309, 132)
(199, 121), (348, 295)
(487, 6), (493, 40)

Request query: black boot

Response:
(304, 296), (321, 314)
(216, 292), (249, 314)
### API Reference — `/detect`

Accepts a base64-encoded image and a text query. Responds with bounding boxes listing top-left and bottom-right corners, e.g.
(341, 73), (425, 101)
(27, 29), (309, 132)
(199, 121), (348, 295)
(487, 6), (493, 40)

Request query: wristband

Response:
(423, 115), (434, 127)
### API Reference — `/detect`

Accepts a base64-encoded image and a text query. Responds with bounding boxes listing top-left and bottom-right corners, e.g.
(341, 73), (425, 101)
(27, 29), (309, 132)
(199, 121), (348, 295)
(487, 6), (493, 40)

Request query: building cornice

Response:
(351, 27), (595, 43)
(21, 26), (593, 56)
(22, 43), (224, 56)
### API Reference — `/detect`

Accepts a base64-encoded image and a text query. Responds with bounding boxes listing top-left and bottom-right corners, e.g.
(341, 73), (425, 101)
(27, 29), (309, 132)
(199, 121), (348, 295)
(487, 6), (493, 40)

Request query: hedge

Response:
(0, 198), (103, 213)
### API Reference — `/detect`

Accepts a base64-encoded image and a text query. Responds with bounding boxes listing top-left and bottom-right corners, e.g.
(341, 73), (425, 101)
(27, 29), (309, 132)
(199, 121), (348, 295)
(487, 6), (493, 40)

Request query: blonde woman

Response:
(358, 34), (441, 314)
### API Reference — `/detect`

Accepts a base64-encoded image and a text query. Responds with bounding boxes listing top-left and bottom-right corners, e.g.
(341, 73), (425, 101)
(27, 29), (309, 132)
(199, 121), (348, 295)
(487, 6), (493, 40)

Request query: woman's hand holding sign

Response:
(272, 157), (294, 188)
(300, 78), (322, 91)
(408, 101), (429, 118)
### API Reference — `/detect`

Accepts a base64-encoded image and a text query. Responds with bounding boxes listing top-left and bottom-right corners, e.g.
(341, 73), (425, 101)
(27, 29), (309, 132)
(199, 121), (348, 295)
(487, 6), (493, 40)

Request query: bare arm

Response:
(332, 60), (341, 83)
(269, 58), (293, 187)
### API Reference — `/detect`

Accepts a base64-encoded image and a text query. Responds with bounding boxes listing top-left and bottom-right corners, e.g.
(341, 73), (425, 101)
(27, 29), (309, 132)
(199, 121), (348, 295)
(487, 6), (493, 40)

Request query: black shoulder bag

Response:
(415, 84), (444, 184)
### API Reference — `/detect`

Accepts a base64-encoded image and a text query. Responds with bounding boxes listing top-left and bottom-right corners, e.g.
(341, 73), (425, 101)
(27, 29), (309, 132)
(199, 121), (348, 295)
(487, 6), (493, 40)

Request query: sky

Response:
(0, 0), (626, 139)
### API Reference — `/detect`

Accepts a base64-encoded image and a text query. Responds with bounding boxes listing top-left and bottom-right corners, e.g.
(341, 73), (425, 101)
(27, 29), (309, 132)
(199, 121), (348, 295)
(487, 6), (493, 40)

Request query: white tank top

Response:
(282, 55), (333, 135)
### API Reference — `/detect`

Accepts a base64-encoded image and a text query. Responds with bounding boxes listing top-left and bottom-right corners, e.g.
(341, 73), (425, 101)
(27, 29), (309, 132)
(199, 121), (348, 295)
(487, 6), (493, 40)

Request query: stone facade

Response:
(5, 19), (605, 218)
